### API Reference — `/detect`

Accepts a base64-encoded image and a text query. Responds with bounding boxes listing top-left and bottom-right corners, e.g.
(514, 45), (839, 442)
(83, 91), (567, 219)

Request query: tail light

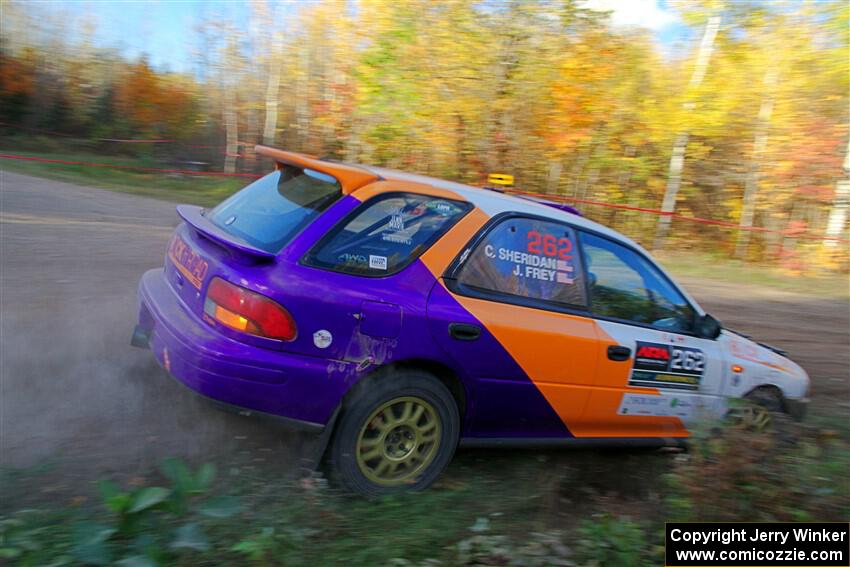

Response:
(204, 277), (297, 341)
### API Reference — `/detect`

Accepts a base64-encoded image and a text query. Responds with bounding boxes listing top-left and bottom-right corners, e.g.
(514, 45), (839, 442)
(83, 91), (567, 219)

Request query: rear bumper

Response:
(136, 268), (355, 431)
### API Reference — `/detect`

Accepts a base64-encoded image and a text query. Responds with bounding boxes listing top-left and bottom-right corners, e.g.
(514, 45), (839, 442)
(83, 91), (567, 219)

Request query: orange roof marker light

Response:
(254, 145), (381, 195)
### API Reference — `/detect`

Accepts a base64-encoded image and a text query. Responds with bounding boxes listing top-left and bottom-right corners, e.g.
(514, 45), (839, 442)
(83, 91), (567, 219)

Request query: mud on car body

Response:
(133, 145), (810, 496)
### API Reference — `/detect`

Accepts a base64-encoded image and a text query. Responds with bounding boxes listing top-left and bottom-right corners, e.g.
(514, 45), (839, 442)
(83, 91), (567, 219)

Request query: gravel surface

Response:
(1, 170), (318, 485)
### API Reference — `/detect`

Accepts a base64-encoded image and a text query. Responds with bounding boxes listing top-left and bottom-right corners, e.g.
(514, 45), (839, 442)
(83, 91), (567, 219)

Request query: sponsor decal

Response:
(168, 235), (208, 289)
(729, 336), (790, 372)
(313, 330), (333, 349)
(482, 230), (578, 285)
(425, 200), (460, 216)
(617, 393), (701, 419)
(338, 253), (367, 265)
(382, 232), (412, 245)
(388, 210), (405, 231)
(629, 341), (705, 391)
(369, 255), (388, 270)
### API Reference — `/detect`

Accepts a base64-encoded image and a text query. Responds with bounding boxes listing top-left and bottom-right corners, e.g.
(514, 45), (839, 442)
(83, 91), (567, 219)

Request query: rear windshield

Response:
(207, 167), (341, 253)
(303, 193), (471, 276)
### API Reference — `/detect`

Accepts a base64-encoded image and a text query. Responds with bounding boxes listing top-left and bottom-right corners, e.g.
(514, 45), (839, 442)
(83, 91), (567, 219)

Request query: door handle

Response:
(449, 323), (481, 341)
(607, 345), (631, 361)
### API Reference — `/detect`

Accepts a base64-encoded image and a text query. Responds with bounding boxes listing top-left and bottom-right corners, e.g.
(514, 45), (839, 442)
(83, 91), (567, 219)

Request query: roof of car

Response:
(254, 145), (645, 255)
(366, 166), (644, 252)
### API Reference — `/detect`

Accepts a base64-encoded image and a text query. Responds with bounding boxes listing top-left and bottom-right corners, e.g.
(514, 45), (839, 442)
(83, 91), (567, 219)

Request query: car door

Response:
(428, 214), (602, 439)
(577, 231), (727, 438)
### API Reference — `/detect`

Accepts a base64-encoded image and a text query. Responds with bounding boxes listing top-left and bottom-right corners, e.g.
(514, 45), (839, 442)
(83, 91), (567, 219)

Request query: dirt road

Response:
(1, 170), (847, 483)
(0, 171), (319, 486)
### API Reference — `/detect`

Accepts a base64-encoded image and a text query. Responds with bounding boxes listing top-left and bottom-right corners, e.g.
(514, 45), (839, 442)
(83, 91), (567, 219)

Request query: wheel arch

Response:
(344, 358), (469, 420)
(743, 383), (787, 412)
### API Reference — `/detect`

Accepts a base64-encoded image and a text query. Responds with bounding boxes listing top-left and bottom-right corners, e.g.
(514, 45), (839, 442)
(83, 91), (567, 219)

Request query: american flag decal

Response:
(556, 272), (574, 284)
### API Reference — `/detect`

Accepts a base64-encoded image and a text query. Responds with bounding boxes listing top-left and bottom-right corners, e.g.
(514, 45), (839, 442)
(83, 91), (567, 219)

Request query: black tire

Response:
(327, 369), (460, 498)
(745, 386), (785, 413)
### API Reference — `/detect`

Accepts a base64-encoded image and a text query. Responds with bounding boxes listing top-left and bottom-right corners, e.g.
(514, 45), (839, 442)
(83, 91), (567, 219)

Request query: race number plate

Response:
(628, 341), (705, 391)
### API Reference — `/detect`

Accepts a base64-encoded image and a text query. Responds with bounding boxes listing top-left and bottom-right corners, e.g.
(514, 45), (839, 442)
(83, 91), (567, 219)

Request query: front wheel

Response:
(327, 370), (460, 498)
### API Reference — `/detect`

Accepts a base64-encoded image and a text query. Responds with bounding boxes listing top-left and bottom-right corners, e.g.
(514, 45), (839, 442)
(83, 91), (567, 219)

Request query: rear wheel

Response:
(328, 370), (460, 497)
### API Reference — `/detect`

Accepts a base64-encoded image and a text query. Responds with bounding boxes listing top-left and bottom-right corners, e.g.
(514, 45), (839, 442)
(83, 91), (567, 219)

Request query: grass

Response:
(3, 417), (847, 566)
(0, 450), (619, 565)
(0, 142), (246, 207)
(655, 250), (849, 299)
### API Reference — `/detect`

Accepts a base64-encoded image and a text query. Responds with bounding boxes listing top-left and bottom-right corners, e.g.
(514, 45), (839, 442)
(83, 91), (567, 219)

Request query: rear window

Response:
(303, 193), (471, 276)
(207, 167), (342, 253)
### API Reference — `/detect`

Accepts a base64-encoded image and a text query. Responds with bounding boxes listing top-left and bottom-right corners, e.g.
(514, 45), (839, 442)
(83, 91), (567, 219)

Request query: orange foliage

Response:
(0, 51), (36, 98)
(114, 61), (197, 138)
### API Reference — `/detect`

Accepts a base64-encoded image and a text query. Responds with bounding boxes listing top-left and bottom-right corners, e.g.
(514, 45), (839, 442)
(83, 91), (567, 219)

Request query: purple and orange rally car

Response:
(133, 145), (809, 495)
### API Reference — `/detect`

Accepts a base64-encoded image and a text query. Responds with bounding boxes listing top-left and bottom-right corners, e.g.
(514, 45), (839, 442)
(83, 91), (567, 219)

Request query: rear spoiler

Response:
(255, 145), (380, 195)
(176, 204), (276, 260)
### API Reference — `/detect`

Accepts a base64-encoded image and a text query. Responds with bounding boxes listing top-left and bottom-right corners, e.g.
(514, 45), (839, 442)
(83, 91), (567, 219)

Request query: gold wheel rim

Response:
(355, 396), (441, 487)
(733, 404), (772, 431)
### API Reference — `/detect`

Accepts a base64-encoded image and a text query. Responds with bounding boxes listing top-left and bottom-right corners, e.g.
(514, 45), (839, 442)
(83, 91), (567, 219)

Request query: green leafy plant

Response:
(231, 527), (277, 563)
(665, 417), (850, 522)
(63, 459), (240, 566)
(574, 515), (655, 567)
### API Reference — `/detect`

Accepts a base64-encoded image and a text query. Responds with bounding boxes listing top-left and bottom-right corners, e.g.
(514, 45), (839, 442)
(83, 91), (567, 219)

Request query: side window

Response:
(455, 217), (587, 308)
(303, 193), (470, 276)
(580, 232), (695, 332)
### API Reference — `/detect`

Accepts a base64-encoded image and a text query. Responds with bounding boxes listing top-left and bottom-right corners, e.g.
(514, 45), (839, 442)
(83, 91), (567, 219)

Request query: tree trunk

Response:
(822, 130), (850, 249)
(262, 33), (283, 147)
(546, 160), (562, 194)
(295, 47), (310, 147)
(654, 15), (721, 250)
(223, 85), (238, 174)
(735, 67), (778, 258)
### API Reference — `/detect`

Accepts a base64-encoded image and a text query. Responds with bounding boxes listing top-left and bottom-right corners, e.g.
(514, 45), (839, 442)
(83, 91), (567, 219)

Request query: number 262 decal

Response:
(670, 348), (705, 373)
(629, 341), (705, 390)
(527, 231), (573, 260)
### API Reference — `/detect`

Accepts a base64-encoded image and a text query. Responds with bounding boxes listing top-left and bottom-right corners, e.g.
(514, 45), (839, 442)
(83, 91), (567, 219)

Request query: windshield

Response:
(207, 167), (342, 253)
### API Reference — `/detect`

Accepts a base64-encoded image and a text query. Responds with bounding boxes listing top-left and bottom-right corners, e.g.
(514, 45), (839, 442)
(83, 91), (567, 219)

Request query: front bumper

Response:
(135, 268), (355, 432)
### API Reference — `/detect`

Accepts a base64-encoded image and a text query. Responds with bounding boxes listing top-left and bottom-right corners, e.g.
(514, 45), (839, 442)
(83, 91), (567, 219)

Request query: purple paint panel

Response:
(426, 283), (572, 438)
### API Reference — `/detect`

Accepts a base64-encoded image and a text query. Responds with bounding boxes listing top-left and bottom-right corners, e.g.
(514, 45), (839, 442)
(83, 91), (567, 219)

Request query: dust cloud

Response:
(0, 172), (318, 494)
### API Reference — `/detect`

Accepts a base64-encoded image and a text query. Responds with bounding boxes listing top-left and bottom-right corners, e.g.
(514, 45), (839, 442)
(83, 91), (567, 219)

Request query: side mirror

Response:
(696, 313), (722, 339)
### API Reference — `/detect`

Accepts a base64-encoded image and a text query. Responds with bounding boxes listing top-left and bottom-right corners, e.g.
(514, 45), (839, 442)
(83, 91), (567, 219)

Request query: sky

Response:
(43, 0), (692, 73)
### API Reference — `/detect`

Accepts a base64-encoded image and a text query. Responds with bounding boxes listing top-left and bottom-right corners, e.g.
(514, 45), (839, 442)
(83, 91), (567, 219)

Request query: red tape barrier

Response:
(0, 153), (261, 179)
(96, 138), (176, 144)
(0, 123), (248, 155)
(503, 188), (850, 244)
(0, 152), (846, 243)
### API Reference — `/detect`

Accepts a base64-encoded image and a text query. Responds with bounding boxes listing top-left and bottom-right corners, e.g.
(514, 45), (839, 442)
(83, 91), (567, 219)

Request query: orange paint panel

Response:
(566, 387), (689, 437)
(255, 145), (379, 195)
(460, 298), (600, 386)
(420, 208), (490, 276)
(352, 179), (469, 203)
